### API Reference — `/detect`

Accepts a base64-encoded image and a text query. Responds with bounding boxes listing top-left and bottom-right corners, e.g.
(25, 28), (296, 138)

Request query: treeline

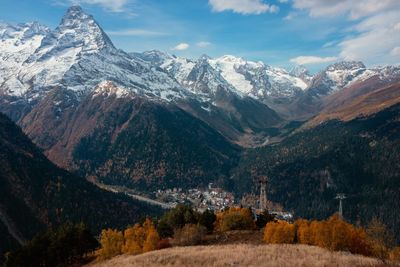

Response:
(96, 218), (160, 260)
(4, 206), (400, 265)
(3, 223), (98, 267)
(264, 214), (400, 261)
(96, 205), (271, 260)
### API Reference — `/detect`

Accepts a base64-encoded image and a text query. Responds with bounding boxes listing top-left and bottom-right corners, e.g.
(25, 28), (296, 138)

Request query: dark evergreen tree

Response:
(255, 211), (276, 229)
(4, 223), (98, 267)
(198, 209), (216, 233)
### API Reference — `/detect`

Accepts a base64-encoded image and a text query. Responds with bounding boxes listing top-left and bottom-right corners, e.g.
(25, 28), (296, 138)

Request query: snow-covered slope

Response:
(0, 6), (186, 103)
(138, 51), (311, 102)
(1, 5), (399, 129)
(307, 61), (400, 97)
(208, 55), (309, 99)
(0, 22), (49, 96)
(0, 6), (286, 149)
(135, 52), (239, 100)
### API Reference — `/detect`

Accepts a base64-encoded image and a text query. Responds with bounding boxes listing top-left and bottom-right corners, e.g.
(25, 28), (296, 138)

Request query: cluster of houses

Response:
(154, 183), (235, 211)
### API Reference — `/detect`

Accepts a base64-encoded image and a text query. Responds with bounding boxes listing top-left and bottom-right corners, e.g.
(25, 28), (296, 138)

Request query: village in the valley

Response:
(95, 177), (294, 221)
(154, 183), (235, 212)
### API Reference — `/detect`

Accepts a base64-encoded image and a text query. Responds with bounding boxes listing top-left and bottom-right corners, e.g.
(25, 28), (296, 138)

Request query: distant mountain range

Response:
(1, 5), (400, 245)
(1, 6), (399, 145)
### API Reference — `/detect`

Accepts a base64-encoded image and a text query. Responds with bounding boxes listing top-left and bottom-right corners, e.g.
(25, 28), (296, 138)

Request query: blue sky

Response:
(0, 0), (399, 72)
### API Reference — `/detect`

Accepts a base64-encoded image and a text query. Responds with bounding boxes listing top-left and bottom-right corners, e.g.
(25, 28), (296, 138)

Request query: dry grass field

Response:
(86, 244), (397, 267)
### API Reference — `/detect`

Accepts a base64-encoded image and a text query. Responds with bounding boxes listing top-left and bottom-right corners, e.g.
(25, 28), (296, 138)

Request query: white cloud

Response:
(69, 0), (131, 13)
(106, 29), (168, 37)
(196, 41), (212, 48)
(391, 47), (400, 57)
(292, 0), (400, 20)
(283, 12), (296, 20)
(208, 0), (279, 15)
(291, 0), (400, 66)
(172, 43), (190, 51)
(338, 10), (400, 65)
(322, 41), (337, 48)
(290, 56), (337, 65)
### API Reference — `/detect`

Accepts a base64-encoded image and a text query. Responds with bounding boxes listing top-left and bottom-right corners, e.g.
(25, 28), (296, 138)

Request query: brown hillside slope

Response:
(307, 82), (400, 127)
(86, 244), (388, 267)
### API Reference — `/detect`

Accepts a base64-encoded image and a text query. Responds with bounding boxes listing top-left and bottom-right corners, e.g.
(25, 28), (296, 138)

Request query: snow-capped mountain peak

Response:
(132, 49), (174, 66)
(0, 22), (49, 96)
(135, 51), (313, 101)
(289, 65), (310, 78)
(208, 55), (308, 99)
(48, 5), (114, 53)
(321, 61), (367, 90)
(326, 61), (365, 72)
(0, 21), (49, 42)
(0, 7), (187, 102)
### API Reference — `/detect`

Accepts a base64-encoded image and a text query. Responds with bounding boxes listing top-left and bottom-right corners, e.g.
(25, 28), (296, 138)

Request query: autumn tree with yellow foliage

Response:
(263, 214), (381, 257)
(97, 218), (160, 261)
(96, 229), (124, 261)
(295, 219), (313, 245)
(122, 218), (160, 255)
(143, 227), (160, 252)
(264, 221), (295, 244)
(122, 224), (145, 255)
(214, 207), (256, 232)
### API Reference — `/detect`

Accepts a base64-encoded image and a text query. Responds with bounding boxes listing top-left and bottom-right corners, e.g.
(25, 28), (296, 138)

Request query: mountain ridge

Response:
(1, 5), (399, 127)
(0, 5), (400, 194)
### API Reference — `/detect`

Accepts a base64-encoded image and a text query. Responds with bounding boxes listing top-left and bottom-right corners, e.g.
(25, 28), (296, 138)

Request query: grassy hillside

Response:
(86, 244), (386, 267)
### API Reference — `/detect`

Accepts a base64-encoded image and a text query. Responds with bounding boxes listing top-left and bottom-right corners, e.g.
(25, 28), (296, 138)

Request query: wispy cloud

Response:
(106, 29), (168, 37)
(322, 41), (337, 48)
(196, 41), (212, 48)
(67, 0), (133, 13)
(338, 10), (400, 65)
(292, 0), (400, 20)
(283, 12), (298, 20)
(208, 0), (279, 15)
(172, 43), (190, 51)
(391, 47), (400, 57)
(291, 0), (400, 65)
(290, 56), (337, 65)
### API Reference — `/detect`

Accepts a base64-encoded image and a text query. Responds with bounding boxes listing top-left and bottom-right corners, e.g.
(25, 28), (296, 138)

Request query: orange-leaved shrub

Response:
(123, 218), (160, 254)
(214, 207), (256, 232)
(96, 229), (124, 261)
(264, 220), (295, 244)
(96, 218), (159, 261)
(295, 219), (313, 245)
(264, 214), (375, 257)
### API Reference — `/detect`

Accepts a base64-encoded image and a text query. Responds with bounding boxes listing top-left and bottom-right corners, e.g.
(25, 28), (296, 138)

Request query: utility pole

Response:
(335, 193), (346, 218)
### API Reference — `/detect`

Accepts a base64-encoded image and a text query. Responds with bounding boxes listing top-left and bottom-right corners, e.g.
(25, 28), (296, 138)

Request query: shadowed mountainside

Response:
(0, 112), (161, 259)
(232, 104), (400, 241)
